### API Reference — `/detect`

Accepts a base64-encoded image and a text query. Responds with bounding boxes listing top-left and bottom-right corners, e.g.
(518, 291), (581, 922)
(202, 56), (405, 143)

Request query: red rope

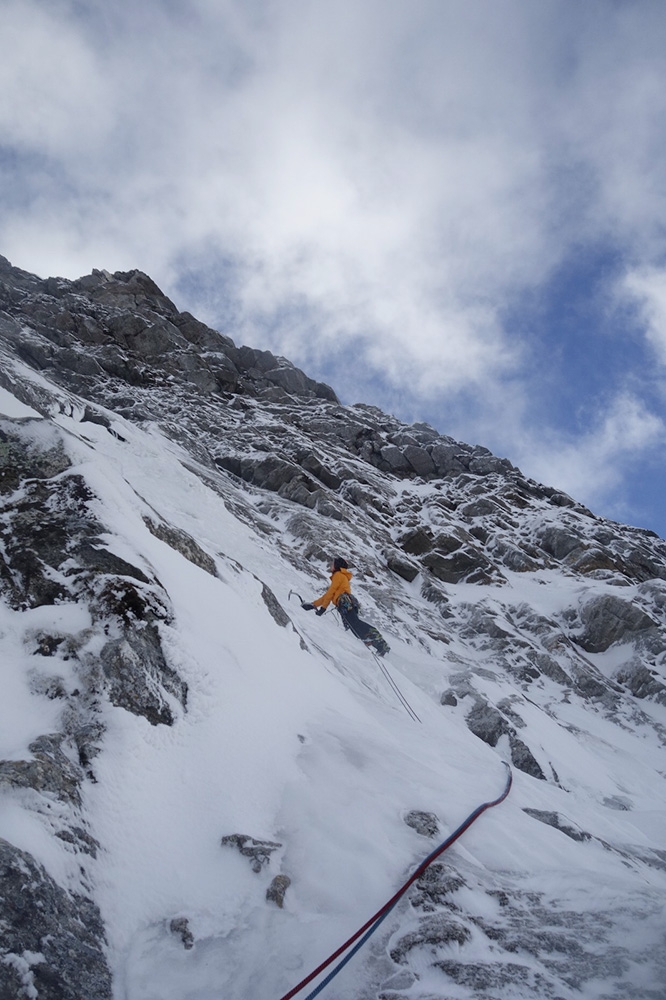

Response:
(278, 762), (512, 1000)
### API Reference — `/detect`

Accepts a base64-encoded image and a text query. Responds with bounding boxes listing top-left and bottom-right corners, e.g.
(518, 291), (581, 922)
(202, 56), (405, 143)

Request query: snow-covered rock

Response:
(1, 255), (665, 1000)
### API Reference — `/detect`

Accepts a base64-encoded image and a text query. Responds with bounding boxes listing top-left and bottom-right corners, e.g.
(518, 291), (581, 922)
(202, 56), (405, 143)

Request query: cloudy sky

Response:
(2, 0), (666, 537)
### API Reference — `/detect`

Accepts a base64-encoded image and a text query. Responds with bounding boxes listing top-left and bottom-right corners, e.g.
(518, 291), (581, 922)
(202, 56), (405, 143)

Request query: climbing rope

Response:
(277, 762), (513, 1000)
(370, 650), (421, 723)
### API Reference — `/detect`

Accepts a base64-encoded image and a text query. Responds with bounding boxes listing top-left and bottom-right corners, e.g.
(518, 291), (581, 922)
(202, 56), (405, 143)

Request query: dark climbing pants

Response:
(337, 597), (389, 655)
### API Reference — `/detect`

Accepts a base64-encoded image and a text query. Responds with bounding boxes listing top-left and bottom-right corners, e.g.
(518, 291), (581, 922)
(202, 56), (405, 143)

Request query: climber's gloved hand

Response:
(315, 607), (326, 616)
(301, 603), (315, 611)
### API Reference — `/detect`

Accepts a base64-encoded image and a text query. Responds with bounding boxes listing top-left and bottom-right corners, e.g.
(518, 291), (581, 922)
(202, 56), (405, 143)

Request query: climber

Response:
(301, 557), (390, 657)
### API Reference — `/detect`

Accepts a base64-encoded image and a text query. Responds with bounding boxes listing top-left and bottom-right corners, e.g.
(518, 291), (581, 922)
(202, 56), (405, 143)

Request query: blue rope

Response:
(302, 896), (401, 1000)
(280, 763), (513, 1000)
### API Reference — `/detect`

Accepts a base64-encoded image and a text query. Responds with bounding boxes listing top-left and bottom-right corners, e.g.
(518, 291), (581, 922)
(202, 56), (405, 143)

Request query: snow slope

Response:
(1, 382), (663, 1000)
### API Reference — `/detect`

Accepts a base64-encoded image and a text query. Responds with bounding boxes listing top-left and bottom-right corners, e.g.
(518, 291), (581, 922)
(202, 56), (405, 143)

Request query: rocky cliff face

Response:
(1, 255), (665, 1000)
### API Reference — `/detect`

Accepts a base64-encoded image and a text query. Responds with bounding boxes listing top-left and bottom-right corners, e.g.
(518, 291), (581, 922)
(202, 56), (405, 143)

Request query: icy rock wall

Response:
(1, 255), (666, 999)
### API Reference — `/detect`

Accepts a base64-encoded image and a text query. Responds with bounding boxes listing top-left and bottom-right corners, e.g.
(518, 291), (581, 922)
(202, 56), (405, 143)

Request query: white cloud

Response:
(0, 2), (111, 155)
(511, 393), (666, 517)
(621, 267), (666, 366)
(0, 0), (573, 390)
(2, 0), (666, 529)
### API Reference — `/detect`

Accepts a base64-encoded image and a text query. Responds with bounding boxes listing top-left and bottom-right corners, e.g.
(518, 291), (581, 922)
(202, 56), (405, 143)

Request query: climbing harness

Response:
(336, 592), (360, 615)
(370, 650), (421, 723)
(277, 762), (512, 1000)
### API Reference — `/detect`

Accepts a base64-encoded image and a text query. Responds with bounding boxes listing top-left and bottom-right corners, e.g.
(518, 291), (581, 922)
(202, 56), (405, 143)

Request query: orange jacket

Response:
(313, 568), (353, 609)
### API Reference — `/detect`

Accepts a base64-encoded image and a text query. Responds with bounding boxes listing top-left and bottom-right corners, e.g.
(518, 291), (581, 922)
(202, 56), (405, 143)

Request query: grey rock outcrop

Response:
(576, 594), (659, 653)
(0, 838), (112, 1000)
(465, 700), (545, 779)
(523, 808), (591, 842)
(0, 734), (84, 806)
(266, 874), (292, 908)
(403, 810), (440, 838)
(389, 913), (471, 965)
(170, 917), (195, 950)
(221, 833), (282, 873)
(408, 863), (467, 912)
(144, 516), (217, 576)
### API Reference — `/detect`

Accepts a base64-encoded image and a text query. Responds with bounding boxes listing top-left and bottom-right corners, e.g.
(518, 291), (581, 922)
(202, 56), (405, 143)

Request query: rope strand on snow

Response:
(370, 651), (421, 723)
(277, 763), (513, 1000)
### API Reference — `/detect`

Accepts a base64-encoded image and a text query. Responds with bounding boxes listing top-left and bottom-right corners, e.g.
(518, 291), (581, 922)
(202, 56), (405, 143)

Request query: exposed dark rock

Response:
(403, 810), (440, 838)
(389, 914), (471, 964)
(461, 498), (499, 519)
(261, 583), (291, 627)
(569, 547), (620, 576)
(221, 833), (282, 873)
(408, 863), (466, 912)
(0, 473), (95, 607)
(433, 532), (463, 555)
(92, 575), (187, 725)
(266, 874), (291, 908)
(467, 891), (634, 992)
(29, 672), (68, 703)
(386, 553), (419, 582)
(463, 608), (511, 642)
(576, 594), (658, 652)
(32, 633), (66, 658)
(278, 473), (321, 508)
(603, 795), (631, 811)
(508, 735), (546, 780)
(99, 624), (186, 726)
(496, 697), (526, 728)
(621, 547), (665, 583)
(465, 701), (510, 746)
(429, 442), (468, 475)
(466, 700), (545, 779)
(341, 481), (391, 517)
(403, 444), (436, 477)
(423, 547), (496, 585)
(399, 527), (434, 556)
(170, 917), (195, 949)
(144, 517), (217, 576)
(240, 454), (302, 492)
(297, 451), (343, 490)
(0, 734), (83, 805)
(523, 808), (592, 842)
(570, 664), (612, 700)
(435, 959), (536, 993)
(0, 838), (112, 1000)
(526, 651), (572, 686)
(54, 824), (100, 857)
(71, 720), (106, 771)
(615, 661), (666, 705)
(380, 444), (412, 473)
(76, 540), (153, 582)
(469, 451), (515, 475)
(0, 425), (71, 494)
(536, 525), (583, 560)
(492, 539), (541, 573)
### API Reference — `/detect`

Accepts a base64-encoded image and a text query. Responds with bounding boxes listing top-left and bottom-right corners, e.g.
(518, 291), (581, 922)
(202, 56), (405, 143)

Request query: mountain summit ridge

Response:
(1, 256), (665, 999)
